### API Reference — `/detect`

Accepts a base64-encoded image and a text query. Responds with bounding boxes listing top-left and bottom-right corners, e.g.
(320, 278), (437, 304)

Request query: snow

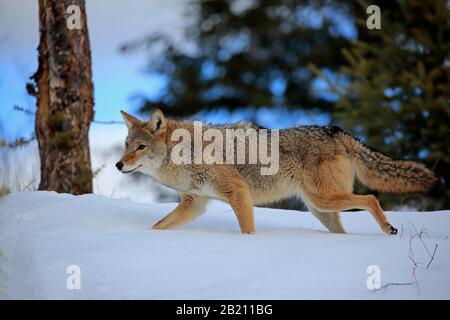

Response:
(1, 191), (449, 299)
(0, 123), (178, 203)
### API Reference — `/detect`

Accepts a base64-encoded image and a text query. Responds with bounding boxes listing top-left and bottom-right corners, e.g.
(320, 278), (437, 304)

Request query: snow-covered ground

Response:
(1, 191), (449, 299)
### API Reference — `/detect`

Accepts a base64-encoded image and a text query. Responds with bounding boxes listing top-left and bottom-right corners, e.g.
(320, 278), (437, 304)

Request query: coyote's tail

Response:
(338, 132), (442, 194)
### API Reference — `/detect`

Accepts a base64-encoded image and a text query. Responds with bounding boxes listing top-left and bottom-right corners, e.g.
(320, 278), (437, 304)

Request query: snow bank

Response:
(0, 191), (449, 299)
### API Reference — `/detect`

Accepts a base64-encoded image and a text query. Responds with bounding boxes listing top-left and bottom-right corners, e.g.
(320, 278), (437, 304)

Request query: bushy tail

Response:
(339, 133), (439, 194)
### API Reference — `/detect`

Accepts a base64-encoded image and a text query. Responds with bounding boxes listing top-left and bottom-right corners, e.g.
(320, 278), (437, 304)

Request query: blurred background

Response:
(0, 0), (449, 210)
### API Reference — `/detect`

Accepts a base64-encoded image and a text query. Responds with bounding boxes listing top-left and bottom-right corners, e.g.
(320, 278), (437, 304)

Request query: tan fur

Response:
(152, 193), (209, 229)
(339, 134), (437, 193)
(308, 207), (346, 234)
(118, 110), (438, 235)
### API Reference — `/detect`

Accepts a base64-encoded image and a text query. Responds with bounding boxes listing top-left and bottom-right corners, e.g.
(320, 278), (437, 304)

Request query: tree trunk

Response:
(33, 0), (94, 194)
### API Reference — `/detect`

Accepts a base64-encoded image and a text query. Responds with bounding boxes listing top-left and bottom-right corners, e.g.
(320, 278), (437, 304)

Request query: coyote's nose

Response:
(115, 162), (124, 171)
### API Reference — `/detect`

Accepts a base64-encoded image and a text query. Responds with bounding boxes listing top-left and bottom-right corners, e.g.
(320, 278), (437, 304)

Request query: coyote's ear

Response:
(120, 110), (141, 130)
(148, 108), (166, 134)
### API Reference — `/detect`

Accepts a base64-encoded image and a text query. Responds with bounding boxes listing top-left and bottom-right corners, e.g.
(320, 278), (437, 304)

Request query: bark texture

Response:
(33, 0), (94, 194)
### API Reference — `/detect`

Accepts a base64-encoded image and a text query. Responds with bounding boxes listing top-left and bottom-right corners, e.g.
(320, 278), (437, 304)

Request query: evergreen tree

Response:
(333, 0), (449, 209)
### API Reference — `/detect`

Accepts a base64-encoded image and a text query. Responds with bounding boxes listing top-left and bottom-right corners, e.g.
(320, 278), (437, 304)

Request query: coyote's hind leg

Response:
(306, 205), (346, 234)
(299, 157), (397, 235)
(304, 191), (397, 235)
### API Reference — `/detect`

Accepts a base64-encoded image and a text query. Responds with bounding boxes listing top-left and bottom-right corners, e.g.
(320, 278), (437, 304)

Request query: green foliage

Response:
(334, 0), (450, 209)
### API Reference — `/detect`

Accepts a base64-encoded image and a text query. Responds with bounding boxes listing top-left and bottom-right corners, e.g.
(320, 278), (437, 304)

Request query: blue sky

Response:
(0, 0), (186, 141)
(0, 0), (356, 141)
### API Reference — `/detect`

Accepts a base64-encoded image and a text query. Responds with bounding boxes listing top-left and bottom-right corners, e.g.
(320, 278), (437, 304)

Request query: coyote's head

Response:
(116, 109), (168, 175)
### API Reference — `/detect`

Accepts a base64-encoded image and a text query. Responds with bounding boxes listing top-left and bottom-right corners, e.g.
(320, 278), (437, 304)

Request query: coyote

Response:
(116, 109), (441, 235)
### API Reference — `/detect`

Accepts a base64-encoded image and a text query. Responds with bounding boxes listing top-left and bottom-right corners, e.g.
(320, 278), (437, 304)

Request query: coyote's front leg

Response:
(152, 193), (208, 230)
(215, 174), (255, 234)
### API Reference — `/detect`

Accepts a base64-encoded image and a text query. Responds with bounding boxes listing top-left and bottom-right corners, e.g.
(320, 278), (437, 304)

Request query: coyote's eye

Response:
(137, 144), (146, 150)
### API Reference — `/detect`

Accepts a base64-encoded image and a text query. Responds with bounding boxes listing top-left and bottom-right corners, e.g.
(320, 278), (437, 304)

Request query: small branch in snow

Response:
(376, 222), (440, 294)
(408, 226), (420, 292)
(426, 243), (438, 269)
(408, 229), (418, 268)
(408, 222), (439, 269)
(377, 281), (415, 292)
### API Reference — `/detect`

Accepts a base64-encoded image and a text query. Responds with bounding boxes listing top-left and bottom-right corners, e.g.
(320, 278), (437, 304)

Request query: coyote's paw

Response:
(241, 229), (256, 235)
(384, 223), (398, 235)
(151, 222), (166, 230)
